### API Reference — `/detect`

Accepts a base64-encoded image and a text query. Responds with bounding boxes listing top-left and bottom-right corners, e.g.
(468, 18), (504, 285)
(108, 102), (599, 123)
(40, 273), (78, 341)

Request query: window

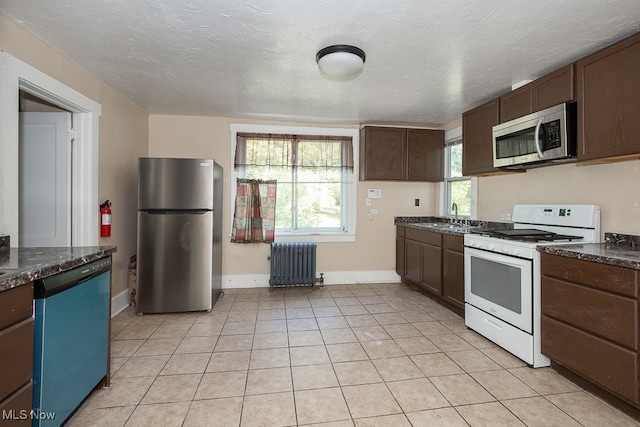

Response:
(443, 127), (476, 218)
(231, 124), (358, 242)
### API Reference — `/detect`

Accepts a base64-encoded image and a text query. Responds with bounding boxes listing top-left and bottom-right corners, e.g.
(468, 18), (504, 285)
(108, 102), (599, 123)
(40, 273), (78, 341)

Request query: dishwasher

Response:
(33, 257), (111, 426)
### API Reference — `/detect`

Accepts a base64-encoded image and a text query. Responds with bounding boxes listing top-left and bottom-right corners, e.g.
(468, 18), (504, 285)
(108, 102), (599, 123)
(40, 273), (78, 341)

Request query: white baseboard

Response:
(111, 288), (130, 317)
(223, 270), (400, 289)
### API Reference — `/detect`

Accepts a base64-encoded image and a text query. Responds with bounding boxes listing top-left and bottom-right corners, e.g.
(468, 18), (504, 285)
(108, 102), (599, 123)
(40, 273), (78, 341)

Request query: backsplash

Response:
(0, 235), (9, 252)
(605, 233), (640, 246)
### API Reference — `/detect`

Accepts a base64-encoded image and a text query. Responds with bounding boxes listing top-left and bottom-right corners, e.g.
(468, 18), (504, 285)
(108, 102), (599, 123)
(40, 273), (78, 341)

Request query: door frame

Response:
(0, 52), (101, 246)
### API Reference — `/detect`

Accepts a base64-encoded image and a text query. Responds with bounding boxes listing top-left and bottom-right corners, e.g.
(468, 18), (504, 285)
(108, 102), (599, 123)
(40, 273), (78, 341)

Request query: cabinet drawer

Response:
(0, 383), (33, 427)
(542, 276), (637, 349)
(443, 234), (464, 253)
(405, 228), (442, 247)
(0, 318), (34, 402)
(541, 253), (638, 297)
(542, 315), (638, 404)
(0, 284), (33, 330)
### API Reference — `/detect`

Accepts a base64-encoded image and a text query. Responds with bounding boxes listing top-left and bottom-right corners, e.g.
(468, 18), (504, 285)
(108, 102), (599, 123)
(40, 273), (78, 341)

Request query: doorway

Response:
(19, 91), (72, 247)
(0, 52), (101, 247)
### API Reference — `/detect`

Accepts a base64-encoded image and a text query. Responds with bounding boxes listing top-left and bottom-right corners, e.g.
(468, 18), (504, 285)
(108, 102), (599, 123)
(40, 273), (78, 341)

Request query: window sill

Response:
(274, 232), (356, 243)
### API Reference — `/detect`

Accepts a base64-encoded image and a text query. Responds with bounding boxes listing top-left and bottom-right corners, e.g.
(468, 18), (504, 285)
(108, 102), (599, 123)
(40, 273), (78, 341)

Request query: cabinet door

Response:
(0, 319), (33, 403)
(396, 236), (406, 277)
(576, 33), (640, 161)
(405, 239), (422, 284)
(421, 243), (442, 295)
(532, 64), (575, 111)
(499, 85), (532, 123)
(407, 129), (444, 181)
(462, 98), (501, 176)
(359, 126), (406, 180)
(443, 235), (464, 310)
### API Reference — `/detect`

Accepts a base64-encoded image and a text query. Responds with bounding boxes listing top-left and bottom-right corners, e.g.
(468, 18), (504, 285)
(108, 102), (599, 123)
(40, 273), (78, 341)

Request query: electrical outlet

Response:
(501, 213), (511, 221)
(633, 202), (639, 210)
(365, 198), (371, 206)
(370, 209), (379, 215)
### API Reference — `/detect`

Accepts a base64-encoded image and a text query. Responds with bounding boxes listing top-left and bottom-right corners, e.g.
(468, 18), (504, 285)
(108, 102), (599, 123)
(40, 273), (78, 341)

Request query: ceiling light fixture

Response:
(316, 45), (366, 80)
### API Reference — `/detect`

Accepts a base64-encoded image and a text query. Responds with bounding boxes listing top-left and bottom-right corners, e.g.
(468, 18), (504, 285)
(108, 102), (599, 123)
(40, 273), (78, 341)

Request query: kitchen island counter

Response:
(0, 246), (117, 292)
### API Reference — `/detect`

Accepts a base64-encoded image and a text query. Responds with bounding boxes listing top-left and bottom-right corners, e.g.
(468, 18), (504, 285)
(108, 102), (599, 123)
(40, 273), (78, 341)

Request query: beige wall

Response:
(1, 13), (149, 297)
(5, 9), (636, 293)
(148, 115), (439, 282)
(477, 160), (640, 237)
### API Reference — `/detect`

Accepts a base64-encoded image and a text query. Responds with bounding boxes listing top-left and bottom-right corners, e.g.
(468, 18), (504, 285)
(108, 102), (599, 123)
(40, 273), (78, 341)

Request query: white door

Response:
(19, 112), (71, 247)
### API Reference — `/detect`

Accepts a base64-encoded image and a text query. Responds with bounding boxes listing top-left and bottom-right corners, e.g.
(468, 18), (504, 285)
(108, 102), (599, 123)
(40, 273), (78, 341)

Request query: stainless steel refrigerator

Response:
(137, 157), (223, 313)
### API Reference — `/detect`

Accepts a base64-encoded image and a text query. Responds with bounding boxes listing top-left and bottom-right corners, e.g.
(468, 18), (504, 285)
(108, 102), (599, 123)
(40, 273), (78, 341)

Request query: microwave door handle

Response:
(534, 119), (544, 158)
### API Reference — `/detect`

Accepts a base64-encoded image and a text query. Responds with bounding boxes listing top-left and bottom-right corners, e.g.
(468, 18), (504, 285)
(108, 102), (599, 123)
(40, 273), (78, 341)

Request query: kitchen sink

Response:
(430, 223), (466, 228)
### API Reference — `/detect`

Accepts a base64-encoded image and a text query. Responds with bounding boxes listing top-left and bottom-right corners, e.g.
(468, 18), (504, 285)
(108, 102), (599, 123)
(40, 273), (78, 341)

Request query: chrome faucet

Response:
(452, 202), (458, 224)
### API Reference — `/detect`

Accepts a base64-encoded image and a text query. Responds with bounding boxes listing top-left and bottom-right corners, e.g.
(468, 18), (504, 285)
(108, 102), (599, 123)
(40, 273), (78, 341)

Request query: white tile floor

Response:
(68, 283), (640, 426)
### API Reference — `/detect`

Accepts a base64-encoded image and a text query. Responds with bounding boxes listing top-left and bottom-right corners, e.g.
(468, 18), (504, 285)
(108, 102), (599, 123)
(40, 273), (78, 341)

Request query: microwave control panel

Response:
(543, 119), (561, 149)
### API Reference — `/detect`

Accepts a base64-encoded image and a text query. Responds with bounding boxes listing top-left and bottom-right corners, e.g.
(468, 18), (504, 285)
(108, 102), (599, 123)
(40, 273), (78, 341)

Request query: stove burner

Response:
(470, 228), (583, 242)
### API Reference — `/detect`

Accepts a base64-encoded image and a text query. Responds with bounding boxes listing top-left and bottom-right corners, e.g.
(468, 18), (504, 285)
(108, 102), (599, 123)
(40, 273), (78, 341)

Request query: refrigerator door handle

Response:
(141, 209), (210, 215)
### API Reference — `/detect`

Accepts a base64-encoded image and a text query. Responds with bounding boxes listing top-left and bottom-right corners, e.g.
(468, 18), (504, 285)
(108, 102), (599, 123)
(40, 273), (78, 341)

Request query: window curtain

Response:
(234, 132), (354, 171)
(231, 178), (277, 243)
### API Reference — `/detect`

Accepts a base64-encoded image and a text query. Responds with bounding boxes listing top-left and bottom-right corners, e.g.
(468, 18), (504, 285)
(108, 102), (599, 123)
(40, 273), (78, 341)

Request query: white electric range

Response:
(464, 204), (600, 367)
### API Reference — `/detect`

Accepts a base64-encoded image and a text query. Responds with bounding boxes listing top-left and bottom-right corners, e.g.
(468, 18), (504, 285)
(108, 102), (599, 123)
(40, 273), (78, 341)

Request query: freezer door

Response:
(138, 157), (214, 210)
(137, 211), (213, 313)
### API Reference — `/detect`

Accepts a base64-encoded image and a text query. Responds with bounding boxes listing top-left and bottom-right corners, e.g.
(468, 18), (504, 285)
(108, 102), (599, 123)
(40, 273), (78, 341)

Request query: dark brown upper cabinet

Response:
(576, 32), (640, 162)
(532, 64), (575, 111)
(462, 98), (501, 176)
(499, 85), (532, 123)
(359, 126), (444, 182)
(499, 64), (575, 124)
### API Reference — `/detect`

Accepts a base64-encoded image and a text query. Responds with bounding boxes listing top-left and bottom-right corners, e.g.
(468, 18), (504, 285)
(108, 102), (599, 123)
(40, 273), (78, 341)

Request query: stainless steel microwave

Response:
(492, 102), (577, 169)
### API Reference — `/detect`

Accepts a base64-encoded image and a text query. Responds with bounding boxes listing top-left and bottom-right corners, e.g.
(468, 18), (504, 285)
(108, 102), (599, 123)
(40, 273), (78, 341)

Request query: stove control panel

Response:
(464, 236), (536, 259)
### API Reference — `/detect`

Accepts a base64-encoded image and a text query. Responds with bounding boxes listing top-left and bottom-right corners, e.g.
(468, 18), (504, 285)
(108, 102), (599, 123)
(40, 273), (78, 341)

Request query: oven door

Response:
(464, 247), (533, 333)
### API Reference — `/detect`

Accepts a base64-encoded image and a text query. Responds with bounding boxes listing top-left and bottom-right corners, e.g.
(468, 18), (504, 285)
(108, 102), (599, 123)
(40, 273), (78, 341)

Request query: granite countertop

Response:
(0, 246), (117, 293)
(538, 233), (640, 271)
(395, 216), (512, 236)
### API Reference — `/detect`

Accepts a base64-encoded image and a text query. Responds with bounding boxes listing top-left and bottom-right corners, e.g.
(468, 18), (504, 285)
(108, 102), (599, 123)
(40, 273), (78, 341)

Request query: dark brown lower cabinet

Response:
(397, 227), (463, 317)
(541, 252), (640, 410)
(396, 226), (406, 277)
(0, 284), (34, 424)
(443, 235), (465, 311)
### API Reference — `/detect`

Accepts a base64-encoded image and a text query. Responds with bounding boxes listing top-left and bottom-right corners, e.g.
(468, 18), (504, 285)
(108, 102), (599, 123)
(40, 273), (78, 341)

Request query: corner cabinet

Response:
(576, 32), (640, 162)
(462, 98), (501, 176)
(541, 253), (640, 407)
(397, 227), (464, 316)
(360, 126), (444, 181)
(0, 284), (34, 426)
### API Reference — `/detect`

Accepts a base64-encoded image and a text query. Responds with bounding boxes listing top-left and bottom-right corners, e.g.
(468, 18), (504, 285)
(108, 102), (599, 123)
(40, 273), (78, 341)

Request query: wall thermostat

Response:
(367, 188), (382, 199)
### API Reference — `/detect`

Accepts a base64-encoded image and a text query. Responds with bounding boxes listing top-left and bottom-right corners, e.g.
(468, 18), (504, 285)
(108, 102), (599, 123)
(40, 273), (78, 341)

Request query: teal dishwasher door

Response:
(33, 260), (110, 427)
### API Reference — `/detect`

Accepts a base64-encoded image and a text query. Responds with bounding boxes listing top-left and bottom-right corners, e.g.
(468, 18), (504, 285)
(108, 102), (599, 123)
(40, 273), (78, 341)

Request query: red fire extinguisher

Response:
(100, 200), (112, 237)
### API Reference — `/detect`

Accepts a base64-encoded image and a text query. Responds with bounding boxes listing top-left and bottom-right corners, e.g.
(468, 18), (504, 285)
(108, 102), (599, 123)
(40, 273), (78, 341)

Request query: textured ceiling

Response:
(2, 0), (640, 127)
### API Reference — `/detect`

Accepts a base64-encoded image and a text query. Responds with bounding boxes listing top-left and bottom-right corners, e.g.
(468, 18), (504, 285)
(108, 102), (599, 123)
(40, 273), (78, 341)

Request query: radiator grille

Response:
(269, 242), (318, 288)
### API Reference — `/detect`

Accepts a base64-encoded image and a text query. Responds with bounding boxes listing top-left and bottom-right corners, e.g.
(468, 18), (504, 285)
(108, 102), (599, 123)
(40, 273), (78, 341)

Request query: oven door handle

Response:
(534, 119), (544, 158)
